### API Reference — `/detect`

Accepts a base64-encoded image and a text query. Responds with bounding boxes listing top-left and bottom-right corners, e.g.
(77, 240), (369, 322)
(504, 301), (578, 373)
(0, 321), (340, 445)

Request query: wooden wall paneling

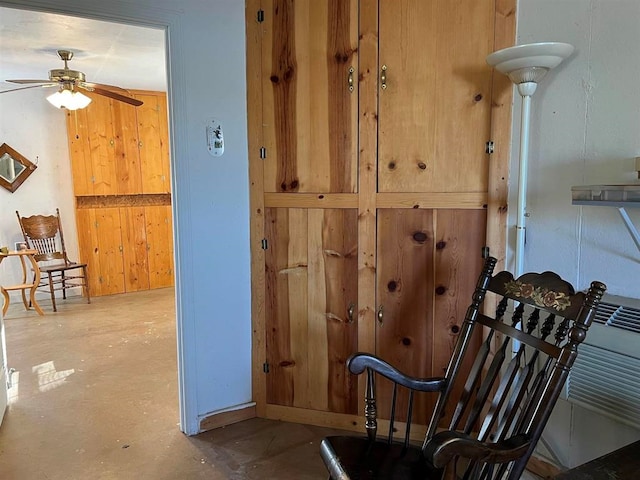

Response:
(306, 209), (331, 411)
(486, 0), (516, 270)
(264, 208), (307, 407)
(357, 0), (379, 377)
(135, 91), (171, 194)
(145, 205), (174, 289)
(75, 208), (102, 296)
(85, 93), (118, 195)
(94, 207), (125, 295)
(378, 0), (495, 193)
(261, 0), (358, 193)
(246, 0), (267, 416)
(66, 108), (93, 196)
(120, 206), (150, 292)
(376, 209), (436, 424)
(111, 100), (142, 194)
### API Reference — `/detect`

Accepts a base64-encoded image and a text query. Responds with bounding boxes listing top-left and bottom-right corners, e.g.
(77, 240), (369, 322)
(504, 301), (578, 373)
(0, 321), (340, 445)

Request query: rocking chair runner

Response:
(321, 256), (606, 480)
(16, 209), (90, 312)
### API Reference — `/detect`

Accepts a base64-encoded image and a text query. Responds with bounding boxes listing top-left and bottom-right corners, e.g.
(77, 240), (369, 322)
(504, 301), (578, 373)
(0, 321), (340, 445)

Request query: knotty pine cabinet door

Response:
(260, 0), (358, 193)
(264, 208), (358, 414)
(375, 209), (486, 424)
(134, 91), (171, 194)
(145, 205), (174, 289)
(76, 208), (126, 296)
(377, 0), (494, 194)
(67, 92), (142, 195)
(76, 206), (174, 296)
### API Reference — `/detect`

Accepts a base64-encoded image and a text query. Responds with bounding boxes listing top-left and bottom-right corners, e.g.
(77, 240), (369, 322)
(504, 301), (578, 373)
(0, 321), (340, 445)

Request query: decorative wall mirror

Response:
(0, 143), (37, 193)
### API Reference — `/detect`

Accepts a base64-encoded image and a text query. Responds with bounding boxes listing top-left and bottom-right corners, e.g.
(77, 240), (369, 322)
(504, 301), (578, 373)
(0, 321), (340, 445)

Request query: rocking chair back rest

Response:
(17, 208), (70, 264)
(423, 258), (607, 479)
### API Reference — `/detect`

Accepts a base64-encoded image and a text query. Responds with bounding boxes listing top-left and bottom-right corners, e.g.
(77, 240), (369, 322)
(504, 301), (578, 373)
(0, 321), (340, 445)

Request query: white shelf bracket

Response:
(617, 207), (640, 253)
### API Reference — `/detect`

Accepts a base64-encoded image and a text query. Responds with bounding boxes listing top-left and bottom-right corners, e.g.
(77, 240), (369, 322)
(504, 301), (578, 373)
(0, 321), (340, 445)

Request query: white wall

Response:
(0, 0), (252, 436)
(515, 0), (640, 467)
(0, 90), (77, 301)
(513, 0), (640, 296)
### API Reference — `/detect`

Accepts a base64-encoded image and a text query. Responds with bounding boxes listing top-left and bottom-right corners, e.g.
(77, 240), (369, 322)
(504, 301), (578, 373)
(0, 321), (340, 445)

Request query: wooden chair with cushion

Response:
(16, 208), (90, 312)
(320, 256), (606, 480)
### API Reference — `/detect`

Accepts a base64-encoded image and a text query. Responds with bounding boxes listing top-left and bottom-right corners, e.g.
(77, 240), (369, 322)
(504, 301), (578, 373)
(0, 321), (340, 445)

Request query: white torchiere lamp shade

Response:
(47, 87), (92, 110)
(486, 42), (574, 277)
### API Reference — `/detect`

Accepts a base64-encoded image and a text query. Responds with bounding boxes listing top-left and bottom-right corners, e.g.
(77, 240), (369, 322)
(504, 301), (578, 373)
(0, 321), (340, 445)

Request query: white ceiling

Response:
(0, 7), (167, 94)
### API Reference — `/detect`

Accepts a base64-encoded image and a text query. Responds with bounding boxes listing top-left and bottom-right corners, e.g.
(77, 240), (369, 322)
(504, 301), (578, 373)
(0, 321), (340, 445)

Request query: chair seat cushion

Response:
(320, 436), (442, 480)
(38, 262), (86, 273)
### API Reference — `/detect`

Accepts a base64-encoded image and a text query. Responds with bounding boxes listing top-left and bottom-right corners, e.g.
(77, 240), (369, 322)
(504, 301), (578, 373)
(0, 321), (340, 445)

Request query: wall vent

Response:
(566, 294), (640, 429)
(593, 301), (640, 333)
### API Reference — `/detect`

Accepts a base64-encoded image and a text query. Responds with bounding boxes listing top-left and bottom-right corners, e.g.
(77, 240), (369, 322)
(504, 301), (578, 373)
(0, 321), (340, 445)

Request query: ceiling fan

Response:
(1, 49), (143, 109)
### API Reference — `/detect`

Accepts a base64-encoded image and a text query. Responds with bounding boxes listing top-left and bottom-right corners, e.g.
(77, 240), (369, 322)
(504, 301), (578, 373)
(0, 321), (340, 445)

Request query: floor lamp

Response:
(487, 42), (574, 277)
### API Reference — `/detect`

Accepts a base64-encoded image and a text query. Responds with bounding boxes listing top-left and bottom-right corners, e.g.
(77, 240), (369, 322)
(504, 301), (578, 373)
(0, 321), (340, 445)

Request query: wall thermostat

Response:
(206, 119), (224, 156)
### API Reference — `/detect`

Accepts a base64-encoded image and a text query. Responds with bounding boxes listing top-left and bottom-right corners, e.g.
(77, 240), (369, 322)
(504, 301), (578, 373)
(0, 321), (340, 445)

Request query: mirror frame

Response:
(0, 143), (37, 193)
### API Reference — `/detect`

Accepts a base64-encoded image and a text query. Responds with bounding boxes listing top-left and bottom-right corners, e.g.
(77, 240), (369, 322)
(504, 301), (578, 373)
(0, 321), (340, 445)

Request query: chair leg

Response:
(83, 266), (91, 304)
(62, 271), (67, 299)
(49, 272), (57, 312)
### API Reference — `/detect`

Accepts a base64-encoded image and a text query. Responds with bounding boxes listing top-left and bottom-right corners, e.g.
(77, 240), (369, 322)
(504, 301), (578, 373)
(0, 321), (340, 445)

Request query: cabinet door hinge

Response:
(485, 141), (494, 155)
(263, 362), (270, 373)
(257, 9), (264, 23)
(261, 238), (268, 250)
(259, 146), (267, 159)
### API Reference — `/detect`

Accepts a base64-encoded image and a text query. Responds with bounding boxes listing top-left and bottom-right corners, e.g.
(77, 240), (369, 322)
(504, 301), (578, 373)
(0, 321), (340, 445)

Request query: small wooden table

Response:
(554, 439), (640, 479)
(0, 249), (44, 316)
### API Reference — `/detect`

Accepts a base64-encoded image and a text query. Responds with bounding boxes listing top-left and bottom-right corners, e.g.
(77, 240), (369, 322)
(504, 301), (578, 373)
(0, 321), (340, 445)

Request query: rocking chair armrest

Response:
(424, 431), (531, 468)
(347, 352), (446, 392)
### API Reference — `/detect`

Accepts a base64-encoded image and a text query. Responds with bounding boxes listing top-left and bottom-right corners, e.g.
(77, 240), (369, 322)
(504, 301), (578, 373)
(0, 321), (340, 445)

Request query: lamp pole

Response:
(514, 82), (537, 277)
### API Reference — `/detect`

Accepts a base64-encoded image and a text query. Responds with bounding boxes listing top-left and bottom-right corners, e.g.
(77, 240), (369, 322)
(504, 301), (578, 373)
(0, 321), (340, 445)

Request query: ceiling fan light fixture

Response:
(46, 88), (92, 110)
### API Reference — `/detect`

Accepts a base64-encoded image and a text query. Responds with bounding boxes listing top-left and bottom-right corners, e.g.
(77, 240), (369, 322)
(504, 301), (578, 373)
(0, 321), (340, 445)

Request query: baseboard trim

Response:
(199, 402), (256, 433)
(527, 454), (564, 478)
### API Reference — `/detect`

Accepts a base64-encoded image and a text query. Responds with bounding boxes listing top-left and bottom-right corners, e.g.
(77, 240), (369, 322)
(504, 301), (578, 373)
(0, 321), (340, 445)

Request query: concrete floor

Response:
(0, 289), (342, 479)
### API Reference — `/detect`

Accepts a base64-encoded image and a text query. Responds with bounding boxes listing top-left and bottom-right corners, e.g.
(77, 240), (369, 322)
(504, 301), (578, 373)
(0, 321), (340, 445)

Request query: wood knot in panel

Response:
(474, 93), (483, 102)
(412, 231), (428, 243)
(417, 162), (427, 170)
(435, 285), (447, 295)
(451, 325), (460, 334)
(334, 52), (350, 63)
(388, 161), (396, 170)
(279, 360), (296, 368)
(387, 280), (398, 292)
(436, 241), (447, 250)
(279, 179), (300, 191)
(401, 337), (411, 346)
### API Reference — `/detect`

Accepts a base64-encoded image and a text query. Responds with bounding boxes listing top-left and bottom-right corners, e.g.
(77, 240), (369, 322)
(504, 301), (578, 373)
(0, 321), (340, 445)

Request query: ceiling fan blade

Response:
(81, 81), (132, 94)
(6, 79), (54, 84)
(0, 83), (58, 93)
(81, 85), (143, 106)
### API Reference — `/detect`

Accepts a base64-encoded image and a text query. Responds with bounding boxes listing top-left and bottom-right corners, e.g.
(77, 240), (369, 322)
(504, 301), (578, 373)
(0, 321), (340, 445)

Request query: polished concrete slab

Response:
(0, 289), (544, 479)
(0, 289), (341, 479)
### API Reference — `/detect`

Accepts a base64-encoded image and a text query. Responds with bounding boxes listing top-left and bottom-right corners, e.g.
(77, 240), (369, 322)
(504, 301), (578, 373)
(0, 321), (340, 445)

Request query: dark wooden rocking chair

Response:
(321, 256), (606, 480)
(16, 208), (90, 312)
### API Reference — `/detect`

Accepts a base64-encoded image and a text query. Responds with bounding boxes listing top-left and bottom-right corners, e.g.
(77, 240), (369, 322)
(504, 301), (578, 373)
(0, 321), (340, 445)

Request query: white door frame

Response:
(0, 0), (197, 433)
